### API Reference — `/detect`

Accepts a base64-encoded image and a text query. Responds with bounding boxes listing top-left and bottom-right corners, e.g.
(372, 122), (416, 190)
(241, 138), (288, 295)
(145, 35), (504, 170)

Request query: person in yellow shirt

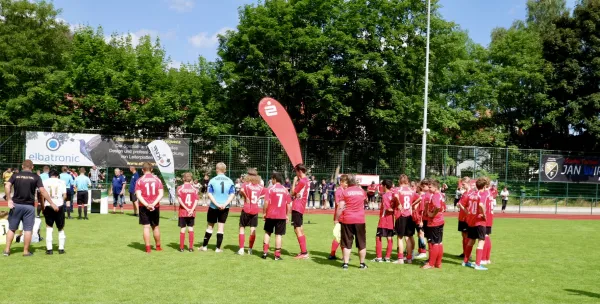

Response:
(3, 168), (13, 200)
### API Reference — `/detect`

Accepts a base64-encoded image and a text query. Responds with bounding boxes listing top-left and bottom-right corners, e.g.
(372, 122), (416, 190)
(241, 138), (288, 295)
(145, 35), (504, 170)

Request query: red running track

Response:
(1, 201), (599, 220)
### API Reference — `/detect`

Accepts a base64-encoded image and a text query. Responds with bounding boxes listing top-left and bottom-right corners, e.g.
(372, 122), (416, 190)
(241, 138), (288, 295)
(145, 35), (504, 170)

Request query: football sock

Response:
(375, 238), (383, 259)
(78, 206), (82, 218)
(66, 206), (71, 218)
(180, 232), (185, 249)
(436, 244), (443, 267)
(145, 245), (151, 252)
(427, 245), (436, 266)
(216, 233), (224, 249)
(484, 236), (492, 261)
(464, 244), (474, 263)
(330, 239), (339, 256)
(418, 237), (426, 250)
(188, 231), (194, 249)
(298, 235), (307, 254)
(58, 230), (66, 250)
(385, 239), (393, 259)
(263, 243), (269, 253)
(84, 206), (88, 218)
(275, 248), (281, 258)
(46, 227), (53, 250)
(202, 231), (212, 247)
(476, 248), (483, 266)
(239, 234), (245, 249)
(249, 234), (256, 249)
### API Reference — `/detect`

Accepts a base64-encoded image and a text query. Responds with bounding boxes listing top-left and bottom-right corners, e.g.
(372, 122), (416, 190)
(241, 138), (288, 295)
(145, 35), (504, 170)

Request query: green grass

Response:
(1, 209), (599, 304)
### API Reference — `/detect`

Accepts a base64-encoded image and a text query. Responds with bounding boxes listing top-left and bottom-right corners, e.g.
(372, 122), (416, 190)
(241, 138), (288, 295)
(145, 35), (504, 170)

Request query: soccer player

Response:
(129, 166), (140, 217)
(201, 163), (235, 253)
(394, 175), (421, 264)
(110, 168), (126, 214)
(415, 179), (431, 259)
(290, 163), (310, 259)
(135, 162), (164, 253)
(36, 165), (50, 218)
(74, 168), (92, 220)
(462, 177), (490, 270)
(59, 167), (74, 219)
(367, 181), (377, 210)
(457, 177), (473, 258)
(177, 172), (199, 252)
(262, 172), (291, 260)
(422, 180), (445, 269)
(373, 179), (395, 263)
(238, 168), (265, 255)
(43, 170), (67, 254)
(337, 175), (368, 270)
(328, 174), (348, 260)
(482, 178), (494, 265)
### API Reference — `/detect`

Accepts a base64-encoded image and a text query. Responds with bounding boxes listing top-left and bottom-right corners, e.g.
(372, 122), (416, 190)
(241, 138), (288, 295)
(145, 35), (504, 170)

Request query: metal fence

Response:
(1, 125), (599, 213)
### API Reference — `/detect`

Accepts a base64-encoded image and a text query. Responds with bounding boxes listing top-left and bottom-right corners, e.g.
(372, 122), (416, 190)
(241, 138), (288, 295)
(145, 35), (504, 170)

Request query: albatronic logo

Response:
(544, 158), (559, 180)
(45, 138), (61, 151)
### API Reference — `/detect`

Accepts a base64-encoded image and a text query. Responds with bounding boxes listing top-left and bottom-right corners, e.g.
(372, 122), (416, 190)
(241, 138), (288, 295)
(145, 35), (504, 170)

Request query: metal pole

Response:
(419, 0), (431, 180)
(341, 143), (345, 174)
(228, 135), (232, 176)
(537, 150), (542, 200)
(473, 147), (478, 178)
(266, 137), (271, 180)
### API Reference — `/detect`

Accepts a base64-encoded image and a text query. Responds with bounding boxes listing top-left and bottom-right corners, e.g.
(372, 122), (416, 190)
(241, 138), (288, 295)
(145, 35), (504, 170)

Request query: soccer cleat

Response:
(248, 249), (253, 255)
(199, 246), (208, 252)
(342, 263), (349, 270)
(294, 253), (309, 260)
(462, 262), (473, 268)
(372, 258), (383, 263)
(23, 252), (33, 257)
(179, 249), (185, 253)
(84, 217), (89, 220)
(237, 248), (245, 255)
(156, 246), (163, 252)
(145, 249), (152, 254)
(383, 258), (391, 263)
(327, 255), (337, 260)
(415, 253), (427, 259)
(359, 263), (368, 270)
(421, 264), (434, 270)
(262, 253), (268, 259)
(2, 251), (10, 257)
(274, 256), (283, 261)
(46, 250), (53, 255)
(58, 250), (65, 255)
(77, 217), (82, 220)
(392, 259), (404, 264)
(480, 260), (488, 265)
(474, 265), (488, 271)
(215, 248), (223, 253)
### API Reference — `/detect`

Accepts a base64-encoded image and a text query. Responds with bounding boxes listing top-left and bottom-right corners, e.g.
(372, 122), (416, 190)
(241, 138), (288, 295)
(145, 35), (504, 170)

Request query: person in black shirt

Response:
(308, 176), (318, 209)
(200, 174), (209, 206)
(3, 160), (57, 257)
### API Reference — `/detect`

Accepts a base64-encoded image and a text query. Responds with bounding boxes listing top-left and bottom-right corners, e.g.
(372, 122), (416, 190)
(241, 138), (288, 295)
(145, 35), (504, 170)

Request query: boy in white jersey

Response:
(42, 170), (67, 254)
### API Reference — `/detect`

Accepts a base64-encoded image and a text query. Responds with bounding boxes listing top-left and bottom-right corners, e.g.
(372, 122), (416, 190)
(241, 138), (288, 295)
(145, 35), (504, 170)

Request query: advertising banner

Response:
(540, 155), (600, 183)
(148, 140), (176, 199)
(25, 132), (189, 169)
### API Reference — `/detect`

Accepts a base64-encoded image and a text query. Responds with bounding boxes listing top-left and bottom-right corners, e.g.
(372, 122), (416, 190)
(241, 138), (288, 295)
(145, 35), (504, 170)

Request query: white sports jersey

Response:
(43, 178), (66, 207)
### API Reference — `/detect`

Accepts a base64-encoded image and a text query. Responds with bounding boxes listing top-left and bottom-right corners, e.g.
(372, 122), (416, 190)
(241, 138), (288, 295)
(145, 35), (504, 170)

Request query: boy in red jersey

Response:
(337, 174), (368, 270)
(177, 172), (199, 252)
(373, 180), (395, 263)
(422, 180), (445, 269)
(328, 174), (348, 260)
(262, 172), (291, 260)
(135, 162), (165, 253)
(367, 182), (377, 210)
(482, 178), (494, 265)
(415, 179), (431, 259)
(457, 177), (473, 258)
(238, 168), (266, 255)
(462, 178), (490, 270)
(393, 175), (421, 264)
(290, 164), (310, 259)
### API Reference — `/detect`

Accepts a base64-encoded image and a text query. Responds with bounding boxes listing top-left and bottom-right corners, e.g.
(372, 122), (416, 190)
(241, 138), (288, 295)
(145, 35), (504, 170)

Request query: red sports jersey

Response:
(334, 187), (345, 221)
(466, 191), (488, 227)
(135, 173), (164, 208)
(292, 177), (309, 214)
(458, 189), (476, 222)
(421, 192), (432, 221)
(378, 184), (385, 194)
(242, 183), (265, 215)
(378, 192), (394, 229)
(485, 190), (495, 227)
(265, 184), (291, 220)
(427, 192), (445, 227)
(178, 183), (199, 217)
(395, 186), (419, 218)
(367, 184), (377, 195)
(339, 186), (366, 224)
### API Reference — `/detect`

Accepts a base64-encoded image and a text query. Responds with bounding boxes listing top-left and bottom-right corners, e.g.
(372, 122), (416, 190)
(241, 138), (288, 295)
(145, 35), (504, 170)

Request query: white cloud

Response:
(188, 27), (234, 48)
(168, 0), (194, 12)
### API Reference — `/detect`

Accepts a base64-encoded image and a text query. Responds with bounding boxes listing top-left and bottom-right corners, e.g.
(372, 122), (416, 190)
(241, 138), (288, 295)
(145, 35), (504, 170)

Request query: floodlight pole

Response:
(420, 0), (431, 180)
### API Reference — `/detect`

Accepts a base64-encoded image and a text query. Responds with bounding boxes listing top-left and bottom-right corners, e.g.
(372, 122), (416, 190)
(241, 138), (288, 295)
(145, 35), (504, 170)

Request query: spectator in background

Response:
(37, 166), (51, 218)
(284, 178), (292, 193)
(89, 166), (99, 189)
(234, 178), (242, 206)
(3, 168), (13, 200)
(193, 179), (201, 192)
(367, 181), (377, 210)
(201, 174), (210, 207)
(454, 185), (465, 211)
(320, 179), (327, 209)
(500, 187), (509, 213)
(308, 176), (318, 209)
(110, 168), (126, 214)
(69, 168), (78, 179)
(129, 166), (140, 216)
(327, 180), (336, 209)
(59, 167), (74, 219)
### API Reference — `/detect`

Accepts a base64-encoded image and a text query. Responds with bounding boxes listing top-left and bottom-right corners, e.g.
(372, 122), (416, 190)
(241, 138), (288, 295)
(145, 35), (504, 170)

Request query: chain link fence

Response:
(1, 126), (599, 214)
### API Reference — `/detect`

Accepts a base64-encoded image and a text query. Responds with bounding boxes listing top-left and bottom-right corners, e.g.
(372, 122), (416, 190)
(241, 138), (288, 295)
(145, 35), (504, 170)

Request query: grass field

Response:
(1, 209), (599, 304)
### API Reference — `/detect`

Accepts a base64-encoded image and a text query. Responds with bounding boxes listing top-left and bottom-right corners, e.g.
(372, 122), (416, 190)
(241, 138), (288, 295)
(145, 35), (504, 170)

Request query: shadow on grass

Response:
(442, 252), (464, 262)
(127, 242), (147, 252)
(310, 250), (344, 268)
(442, 253), (462, 265)
(564, 289), (600, 299)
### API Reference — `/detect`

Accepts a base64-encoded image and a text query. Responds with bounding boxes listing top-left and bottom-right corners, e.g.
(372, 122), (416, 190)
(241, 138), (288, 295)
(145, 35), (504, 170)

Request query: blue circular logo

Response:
(46, 138), (61, 151)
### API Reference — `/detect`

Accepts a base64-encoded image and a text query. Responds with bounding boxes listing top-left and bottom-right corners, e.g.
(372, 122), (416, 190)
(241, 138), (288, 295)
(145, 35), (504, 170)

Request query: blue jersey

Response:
(75, 175), (91, 191)
(40, 173), (49, 181)
(59, 172), (73, 189)
(208, 174), (235, 209)
(129, 172), (139, 193)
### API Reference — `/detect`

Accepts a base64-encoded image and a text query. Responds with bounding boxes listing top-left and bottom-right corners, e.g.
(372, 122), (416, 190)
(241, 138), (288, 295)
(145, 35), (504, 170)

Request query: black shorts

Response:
(422, 220), (430, 239)
(264, 218), (286, 235)
(468, 226), (486, 241)
(395, 216), (415, 237)
(178, 217), (195, 228)
(130, 192), (137, 203)
(427, 225), (444, 244)
(239, 210), (258, 228)
(139, 207), (160, 226)
(367, 193), (375, 202)
(291, 211), (303, 228)
(486, 226), (492, 235)
(376, 228), (395, 238)
(77, 191), (89, 206)
(207, 208), (229, 224)
(65, 189), (72, 203)
(43, 206), (65, 230)
(458, 221), (468, 232)
(341, 223), (367, 250)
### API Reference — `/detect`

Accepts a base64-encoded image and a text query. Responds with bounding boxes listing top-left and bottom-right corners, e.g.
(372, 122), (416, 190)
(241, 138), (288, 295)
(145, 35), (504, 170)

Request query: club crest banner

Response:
(540, 155), (600, 183)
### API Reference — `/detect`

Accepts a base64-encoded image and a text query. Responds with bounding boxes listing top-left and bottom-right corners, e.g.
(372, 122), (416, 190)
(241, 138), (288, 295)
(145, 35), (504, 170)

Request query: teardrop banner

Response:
(258, 97), (303, 166)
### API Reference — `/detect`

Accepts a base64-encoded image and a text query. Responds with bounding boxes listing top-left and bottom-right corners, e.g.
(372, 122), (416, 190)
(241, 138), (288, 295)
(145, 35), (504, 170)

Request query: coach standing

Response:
(129, 166), (140, 217)
(3, 160), (57, 257)
(110, 168), (126, 214)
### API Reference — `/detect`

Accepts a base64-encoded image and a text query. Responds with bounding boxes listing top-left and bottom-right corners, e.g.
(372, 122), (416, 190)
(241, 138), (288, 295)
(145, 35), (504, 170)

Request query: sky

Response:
(52, 0), (579, 68)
